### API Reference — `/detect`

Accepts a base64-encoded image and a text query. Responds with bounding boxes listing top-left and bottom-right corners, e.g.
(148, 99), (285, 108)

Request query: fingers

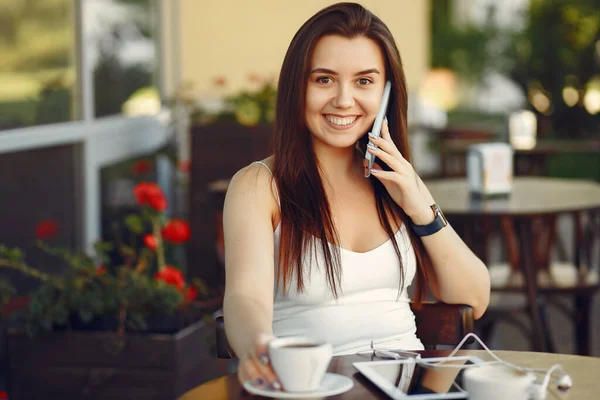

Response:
(238, 335), (282, 391)
(238, 356), (282, 391)
(238, 356), (262, 386)
(367, 142), (404, 172)
(368, 134), (404, 163)
(253, 352), (282, 391)
(370, 162), (405, 184)
(368, 119), (409, 168)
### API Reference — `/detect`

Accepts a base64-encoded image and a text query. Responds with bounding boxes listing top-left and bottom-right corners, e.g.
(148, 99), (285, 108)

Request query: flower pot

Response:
(5, 317), (228, 400)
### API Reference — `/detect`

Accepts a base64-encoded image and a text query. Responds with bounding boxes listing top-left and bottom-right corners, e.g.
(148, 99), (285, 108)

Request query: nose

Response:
(332, 83), (355, 109)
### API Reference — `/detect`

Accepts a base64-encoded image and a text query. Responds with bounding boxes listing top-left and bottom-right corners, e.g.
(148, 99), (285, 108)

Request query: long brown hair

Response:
(271, 2), (433, 306)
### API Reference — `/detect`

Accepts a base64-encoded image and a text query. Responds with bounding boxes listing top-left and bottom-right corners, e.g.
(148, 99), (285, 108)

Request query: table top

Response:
(179, 350), (600, 399)
(425, 177), (600, 217)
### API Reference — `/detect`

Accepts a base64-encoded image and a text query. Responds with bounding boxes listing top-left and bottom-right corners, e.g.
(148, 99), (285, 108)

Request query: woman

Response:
(223, 2), (490, 390)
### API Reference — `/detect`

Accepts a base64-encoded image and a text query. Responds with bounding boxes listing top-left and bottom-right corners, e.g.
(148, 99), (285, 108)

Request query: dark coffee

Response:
(282, 344), (319, 348)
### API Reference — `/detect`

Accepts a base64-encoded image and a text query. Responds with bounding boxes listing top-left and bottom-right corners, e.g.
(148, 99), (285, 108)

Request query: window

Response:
(0, 0), (161, 132)
(0, 0), (76, 130)
(85, 0), (161, 117)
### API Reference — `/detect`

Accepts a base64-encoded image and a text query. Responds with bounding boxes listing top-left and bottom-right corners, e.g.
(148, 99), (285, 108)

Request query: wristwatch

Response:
(410, 203), (448, 237)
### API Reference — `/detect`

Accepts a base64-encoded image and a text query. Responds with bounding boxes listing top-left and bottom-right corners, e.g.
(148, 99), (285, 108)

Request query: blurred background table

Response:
(425, 177), (600, 354)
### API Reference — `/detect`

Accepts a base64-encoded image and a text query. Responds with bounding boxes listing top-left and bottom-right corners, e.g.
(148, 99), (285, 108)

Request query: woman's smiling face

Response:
(304, 34), (387, 150)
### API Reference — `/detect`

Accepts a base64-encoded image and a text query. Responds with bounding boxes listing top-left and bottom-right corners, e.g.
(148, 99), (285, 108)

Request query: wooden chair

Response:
(438, 127), (496, 178)
(480, 209), (600, 355)
(214, 302), (474, 358)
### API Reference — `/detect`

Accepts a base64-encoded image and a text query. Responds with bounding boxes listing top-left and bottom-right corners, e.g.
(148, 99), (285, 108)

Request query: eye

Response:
(357, 78), (373, 85)
(316, 76), (333, 84)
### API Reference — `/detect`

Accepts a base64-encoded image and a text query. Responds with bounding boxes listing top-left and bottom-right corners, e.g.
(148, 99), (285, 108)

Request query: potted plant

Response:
(190, 74), (277, 127)
(0, 181), (226, 400)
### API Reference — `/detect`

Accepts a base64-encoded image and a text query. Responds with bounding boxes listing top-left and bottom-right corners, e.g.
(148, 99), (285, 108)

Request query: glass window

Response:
(0, 0), (76, 131)
(85, 0), (161, 118)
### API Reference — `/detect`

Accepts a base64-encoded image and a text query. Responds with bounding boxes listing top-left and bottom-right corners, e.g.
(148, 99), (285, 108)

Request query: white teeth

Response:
(325, 115), (357, 126)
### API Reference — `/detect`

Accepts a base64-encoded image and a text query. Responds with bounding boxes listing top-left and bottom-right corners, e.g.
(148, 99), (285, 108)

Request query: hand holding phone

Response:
(364, 80), (392, 177)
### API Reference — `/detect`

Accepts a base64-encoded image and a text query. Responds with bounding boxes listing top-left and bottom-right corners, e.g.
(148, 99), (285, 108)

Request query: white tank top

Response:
(251, 161), (424, 355)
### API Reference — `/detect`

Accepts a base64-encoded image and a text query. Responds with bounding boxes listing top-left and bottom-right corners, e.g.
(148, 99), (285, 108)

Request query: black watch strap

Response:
(411, 204), (448, 237)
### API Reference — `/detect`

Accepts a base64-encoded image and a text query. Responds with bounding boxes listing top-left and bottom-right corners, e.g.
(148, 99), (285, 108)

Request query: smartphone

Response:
(364, 80), (392, 177)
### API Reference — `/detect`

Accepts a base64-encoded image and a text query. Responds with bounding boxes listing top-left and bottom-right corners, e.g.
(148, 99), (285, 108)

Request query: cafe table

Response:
(424, 177), (600, 355)
(179, 349), (600, 399)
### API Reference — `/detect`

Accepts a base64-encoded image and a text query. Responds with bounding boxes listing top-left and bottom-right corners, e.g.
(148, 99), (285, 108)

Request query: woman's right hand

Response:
(237, 333), (282, 391)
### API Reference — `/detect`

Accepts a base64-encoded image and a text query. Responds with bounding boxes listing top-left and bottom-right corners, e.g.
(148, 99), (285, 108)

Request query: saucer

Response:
(243, 373), (354, 398)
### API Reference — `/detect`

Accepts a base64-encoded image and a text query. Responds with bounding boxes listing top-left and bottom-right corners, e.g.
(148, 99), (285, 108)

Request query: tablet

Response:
(354, 355), (485, 400)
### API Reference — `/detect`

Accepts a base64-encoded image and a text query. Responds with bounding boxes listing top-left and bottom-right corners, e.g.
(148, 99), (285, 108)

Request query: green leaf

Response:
(94, 241), (114, 253)
(192, 278), (210, 296)
(0, 278), (16, 306)
(120, 245), (136, 257)
(8, 247), (24, 262)
(73, 276), (86, 290)
(125, 214), (145, 234)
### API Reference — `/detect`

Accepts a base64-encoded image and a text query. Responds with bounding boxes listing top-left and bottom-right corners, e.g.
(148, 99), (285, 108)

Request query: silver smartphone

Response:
(364, 80), (392, 177)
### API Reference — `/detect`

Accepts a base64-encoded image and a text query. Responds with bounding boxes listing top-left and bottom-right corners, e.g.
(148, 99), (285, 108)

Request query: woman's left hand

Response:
(367, 119), (435, 225)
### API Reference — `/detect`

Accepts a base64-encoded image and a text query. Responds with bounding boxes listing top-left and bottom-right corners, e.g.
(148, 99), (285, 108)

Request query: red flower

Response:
(0, 390), (7, 399)
(148, 194), (168, 211)
(154, 265), (185, 290)
(35, 219), (59, 240)
(143, 234), (158, 250)
(133, 182), (168, 211)
(96, 266), (107, 276)
(133, 182), (161, 204)
(161, 219), (191, 244)
(132, 159), (152, 175)
(184, 286), (198, 302)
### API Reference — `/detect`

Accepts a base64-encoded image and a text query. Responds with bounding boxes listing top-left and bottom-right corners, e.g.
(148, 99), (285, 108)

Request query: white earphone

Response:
(414, 333), (573, 399)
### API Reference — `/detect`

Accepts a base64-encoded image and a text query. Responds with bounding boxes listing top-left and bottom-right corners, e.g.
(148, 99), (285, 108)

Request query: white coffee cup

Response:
(268, 336), (333, 392)
(463, 364), (536, 400)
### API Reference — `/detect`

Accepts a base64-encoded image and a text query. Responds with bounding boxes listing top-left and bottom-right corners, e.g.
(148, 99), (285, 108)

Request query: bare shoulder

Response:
(224, 158), (278, 226)
(227, 157), (276, 200)
(258, 155), (275, 170)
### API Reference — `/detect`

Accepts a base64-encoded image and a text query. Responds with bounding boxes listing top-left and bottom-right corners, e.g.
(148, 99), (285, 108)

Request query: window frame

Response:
(0, 0), (179, 254)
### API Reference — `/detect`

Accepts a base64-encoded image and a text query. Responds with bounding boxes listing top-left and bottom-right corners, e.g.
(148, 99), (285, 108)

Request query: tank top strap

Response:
(250, 161), (280, 205)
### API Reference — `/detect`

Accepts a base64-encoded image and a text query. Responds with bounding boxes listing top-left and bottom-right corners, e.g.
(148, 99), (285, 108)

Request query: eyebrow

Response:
(310, 67), (380, 76)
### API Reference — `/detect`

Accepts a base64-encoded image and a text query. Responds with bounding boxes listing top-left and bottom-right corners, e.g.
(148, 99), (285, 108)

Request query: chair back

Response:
(214, 302), (473, 358)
